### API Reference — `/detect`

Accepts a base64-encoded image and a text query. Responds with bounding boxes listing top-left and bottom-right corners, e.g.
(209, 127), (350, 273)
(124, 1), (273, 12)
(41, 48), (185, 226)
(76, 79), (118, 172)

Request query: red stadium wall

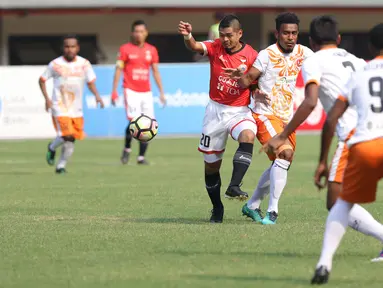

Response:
(294, 72), (326, 132)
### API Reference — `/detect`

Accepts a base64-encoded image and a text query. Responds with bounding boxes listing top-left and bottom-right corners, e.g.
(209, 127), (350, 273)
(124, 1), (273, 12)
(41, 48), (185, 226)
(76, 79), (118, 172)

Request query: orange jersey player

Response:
(179, 14), (259, 223)
(39, 35), (104, 174)
(225, 12), (313, 224)
(111, 20), (166, 166)
(311, 23), (383, 284)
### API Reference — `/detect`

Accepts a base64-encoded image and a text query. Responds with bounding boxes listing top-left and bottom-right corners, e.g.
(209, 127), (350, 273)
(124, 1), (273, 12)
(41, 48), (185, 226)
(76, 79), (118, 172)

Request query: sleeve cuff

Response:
(337, 95), (348, 102)
(200, 42), (208, 56)
(305, 79), (320, 87)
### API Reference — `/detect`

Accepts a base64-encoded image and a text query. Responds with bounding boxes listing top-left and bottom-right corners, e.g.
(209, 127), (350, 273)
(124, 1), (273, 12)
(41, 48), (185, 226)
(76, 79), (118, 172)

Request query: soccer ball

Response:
(129, 115), (158, 142)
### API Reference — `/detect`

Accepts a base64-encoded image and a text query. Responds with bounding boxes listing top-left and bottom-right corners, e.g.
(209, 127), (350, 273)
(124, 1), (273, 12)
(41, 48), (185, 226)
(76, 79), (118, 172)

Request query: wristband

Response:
(184, 33), (192, 40)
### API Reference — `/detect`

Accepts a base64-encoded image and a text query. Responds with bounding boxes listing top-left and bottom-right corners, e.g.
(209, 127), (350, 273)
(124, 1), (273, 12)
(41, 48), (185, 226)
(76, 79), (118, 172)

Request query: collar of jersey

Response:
(225, 41), (246, 55)
(319, 45), (337, 51)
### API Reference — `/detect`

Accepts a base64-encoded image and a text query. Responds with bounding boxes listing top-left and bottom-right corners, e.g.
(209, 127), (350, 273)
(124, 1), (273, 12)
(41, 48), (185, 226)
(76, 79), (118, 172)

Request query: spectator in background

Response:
(208, 12), (225, 40)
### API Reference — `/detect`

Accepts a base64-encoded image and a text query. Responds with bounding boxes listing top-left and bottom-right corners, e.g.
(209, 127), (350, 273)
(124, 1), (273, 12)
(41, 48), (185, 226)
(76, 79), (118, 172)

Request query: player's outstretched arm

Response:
(280, 82), (319, 139)
(178, 21), (205, 54)
(223, 66), (261, 88)
(152, 63), (166, 105)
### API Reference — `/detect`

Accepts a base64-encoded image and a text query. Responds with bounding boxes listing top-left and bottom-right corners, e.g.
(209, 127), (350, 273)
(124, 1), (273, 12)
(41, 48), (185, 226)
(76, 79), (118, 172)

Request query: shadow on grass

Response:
(184, 274), (378, 285)
(160, 249), (372, 259)
(127, 217), (249, 225)
(0, 171), (34, 175)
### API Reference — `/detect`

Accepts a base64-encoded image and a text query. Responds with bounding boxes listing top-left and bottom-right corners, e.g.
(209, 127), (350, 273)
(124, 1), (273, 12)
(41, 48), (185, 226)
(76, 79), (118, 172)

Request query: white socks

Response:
(317, 199), (352, 271)
(348, 204), (383, 242)
(57, 141), (75, 169)
(268, 159), (290, 213)
(247, 166), (271, 210)
(49, 136), (64, 151)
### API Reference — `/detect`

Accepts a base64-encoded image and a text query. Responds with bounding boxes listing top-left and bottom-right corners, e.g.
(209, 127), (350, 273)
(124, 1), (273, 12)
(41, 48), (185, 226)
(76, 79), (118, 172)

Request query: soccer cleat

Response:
(225, 186), (248, 201)
(55, 168), (67, 174)
(311, 266), (330, 285)
(120, 150), (130, 165)
(371, 249), (383, 262)
(137, 159), (149, 165)
(242, 204), (263, 223)
(262, 211), (278, 225)
(46, 143), (56, 166)
(210, 205), (224, 223)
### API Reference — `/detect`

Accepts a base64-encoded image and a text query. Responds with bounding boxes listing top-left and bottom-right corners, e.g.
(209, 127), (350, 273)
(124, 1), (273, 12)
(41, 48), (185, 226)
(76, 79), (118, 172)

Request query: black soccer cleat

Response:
(210, 205), (224, 223)
(55, 168), (67, 174)
(225, 186), (248, 201)
(137, 159), (149, 165)
(120, 150), (130, 165)
(311, 266), (330, 285)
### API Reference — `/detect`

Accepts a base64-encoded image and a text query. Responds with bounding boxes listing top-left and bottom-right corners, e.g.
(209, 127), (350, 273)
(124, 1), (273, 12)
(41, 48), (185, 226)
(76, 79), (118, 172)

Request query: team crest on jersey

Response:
(238, 63), (247, 72)
(145, 50), (152, 61)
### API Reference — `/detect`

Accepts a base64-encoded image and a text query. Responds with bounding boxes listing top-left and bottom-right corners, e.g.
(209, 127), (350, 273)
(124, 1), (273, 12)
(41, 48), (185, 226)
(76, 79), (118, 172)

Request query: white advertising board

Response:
(0, 66), (56, 139)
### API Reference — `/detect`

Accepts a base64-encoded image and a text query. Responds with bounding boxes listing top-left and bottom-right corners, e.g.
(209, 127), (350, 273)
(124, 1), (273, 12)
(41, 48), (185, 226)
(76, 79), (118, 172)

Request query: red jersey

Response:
(117, 42), (159, 92)
(201, 39), (258, 106)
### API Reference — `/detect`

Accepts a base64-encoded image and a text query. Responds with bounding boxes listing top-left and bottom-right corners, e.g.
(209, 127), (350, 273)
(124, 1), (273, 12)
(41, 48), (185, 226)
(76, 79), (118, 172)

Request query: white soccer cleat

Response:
(371, 249), (383, 262)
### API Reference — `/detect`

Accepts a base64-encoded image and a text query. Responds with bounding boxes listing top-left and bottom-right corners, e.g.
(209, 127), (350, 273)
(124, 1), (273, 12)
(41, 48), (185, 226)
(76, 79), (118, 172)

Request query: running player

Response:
(111, 20), (166, 165)
(40, 35), (104, 174)
(310, 23), (383, 284)
(225, 12), (313, 224)
(265, 15), (383, 262)
(178, 14), (258, 223)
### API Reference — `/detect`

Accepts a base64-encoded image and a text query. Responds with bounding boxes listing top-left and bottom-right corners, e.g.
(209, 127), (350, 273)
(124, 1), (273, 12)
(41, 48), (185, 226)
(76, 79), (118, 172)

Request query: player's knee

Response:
(205, 160), (222, 174)
(238, 129), (255, 144)
(277, 148), (294, 162)
(62, 135), (75, 142)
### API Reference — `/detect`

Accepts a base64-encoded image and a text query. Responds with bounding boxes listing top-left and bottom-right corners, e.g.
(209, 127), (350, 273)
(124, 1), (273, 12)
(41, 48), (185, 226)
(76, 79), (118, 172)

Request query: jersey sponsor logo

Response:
(145, 50), (152, 61)
(128, 54), (139, 59)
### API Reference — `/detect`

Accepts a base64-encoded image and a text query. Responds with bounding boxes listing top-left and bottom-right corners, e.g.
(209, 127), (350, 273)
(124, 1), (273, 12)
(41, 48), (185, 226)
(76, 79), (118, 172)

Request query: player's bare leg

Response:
(46, 136), (64, 166)
(205, 159), (224, 223)
(262, 142), (294, 225)
(225, 129), (255, 201)
(121, 125), (132, 164)
(327, 182), (383, 262)
(56, 136), (75, 174)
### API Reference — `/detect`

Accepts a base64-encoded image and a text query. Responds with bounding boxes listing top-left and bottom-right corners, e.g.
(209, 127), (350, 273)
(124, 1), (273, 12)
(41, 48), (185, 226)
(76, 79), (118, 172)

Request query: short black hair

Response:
(369, 23), (383, 50)
(275, 12), (300, 31)
(214, 12), (225, 21)
(132, 20), (147, 32)
(309, 15), (338, 45)
(63, 34), (79, 44)
(219, 14), (241, 30)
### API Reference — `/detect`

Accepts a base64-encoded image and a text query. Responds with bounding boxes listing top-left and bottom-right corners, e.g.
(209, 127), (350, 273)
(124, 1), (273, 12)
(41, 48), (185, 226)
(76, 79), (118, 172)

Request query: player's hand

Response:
(222, 67), (243, 80)
(314, 162), (329, 190)
(111, 91), (119, 107)
(261, 134), (286, 155)
(252, 89), (271, 105)
(159, 93), (167, 106)
(96, 97), (105, 109)
(45, 99), (53, 112)
(178, 21), (192, 36)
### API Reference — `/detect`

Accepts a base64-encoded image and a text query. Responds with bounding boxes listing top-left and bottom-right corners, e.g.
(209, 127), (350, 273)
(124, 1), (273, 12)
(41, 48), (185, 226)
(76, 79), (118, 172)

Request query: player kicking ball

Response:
(178, 15), (259, 223)
(111, 20), (166, 165)
(39, 35), (104, 174)
(265, 16), (383, 272)
(225, 12), (313, 224)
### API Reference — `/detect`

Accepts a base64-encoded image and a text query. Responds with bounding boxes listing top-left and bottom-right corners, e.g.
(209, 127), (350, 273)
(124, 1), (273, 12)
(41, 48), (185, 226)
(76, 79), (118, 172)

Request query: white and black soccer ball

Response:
(129, 115), (158, 142)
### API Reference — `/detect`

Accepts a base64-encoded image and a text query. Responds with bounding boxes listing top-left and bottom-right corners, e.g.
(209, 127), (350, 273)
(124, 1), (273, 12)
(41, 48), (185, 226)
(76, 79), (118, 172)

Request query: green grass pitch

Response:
(0, 135), (382, 287)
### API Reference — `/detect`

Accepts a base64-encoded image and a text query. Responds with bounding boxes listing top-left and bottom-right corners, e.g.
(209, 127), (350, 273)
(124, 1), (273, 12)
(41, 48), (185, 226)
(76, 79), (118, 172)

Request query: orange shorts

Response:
(328, 130), (355, 183)
(52, 116), (85, 140)
(340, 138), (383, 204)
(253, 113), (296, 161)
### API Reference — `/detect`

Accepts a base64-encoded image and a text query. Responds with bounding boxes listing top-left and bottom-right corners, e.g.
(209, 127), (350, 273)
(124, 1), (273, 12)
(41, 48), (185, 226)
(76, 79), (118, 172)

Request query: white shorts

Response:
(124, 88), (154, 120)
(329, 141), (349, 183)
(199, 100), (257, 163)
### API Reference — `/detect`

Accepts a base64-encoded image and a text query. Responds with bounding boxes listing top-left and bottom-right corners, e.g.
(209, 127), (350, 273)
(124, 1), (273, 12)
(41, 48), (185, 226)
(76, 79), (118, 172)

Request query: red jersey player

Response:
(178, 14), (258, 223)
(111, 20), (166, 165)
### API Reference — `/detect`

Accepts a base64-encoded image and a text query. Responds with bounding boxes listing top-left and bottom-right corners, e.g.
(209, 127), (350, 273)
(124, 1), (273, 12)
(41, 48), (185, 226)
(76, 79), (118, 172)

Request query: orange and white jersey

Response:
(339, 56), (383, 147)
(301, 47), (366, 141)
(253, 43), (313, 123)
(40, 56), (96, 117)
